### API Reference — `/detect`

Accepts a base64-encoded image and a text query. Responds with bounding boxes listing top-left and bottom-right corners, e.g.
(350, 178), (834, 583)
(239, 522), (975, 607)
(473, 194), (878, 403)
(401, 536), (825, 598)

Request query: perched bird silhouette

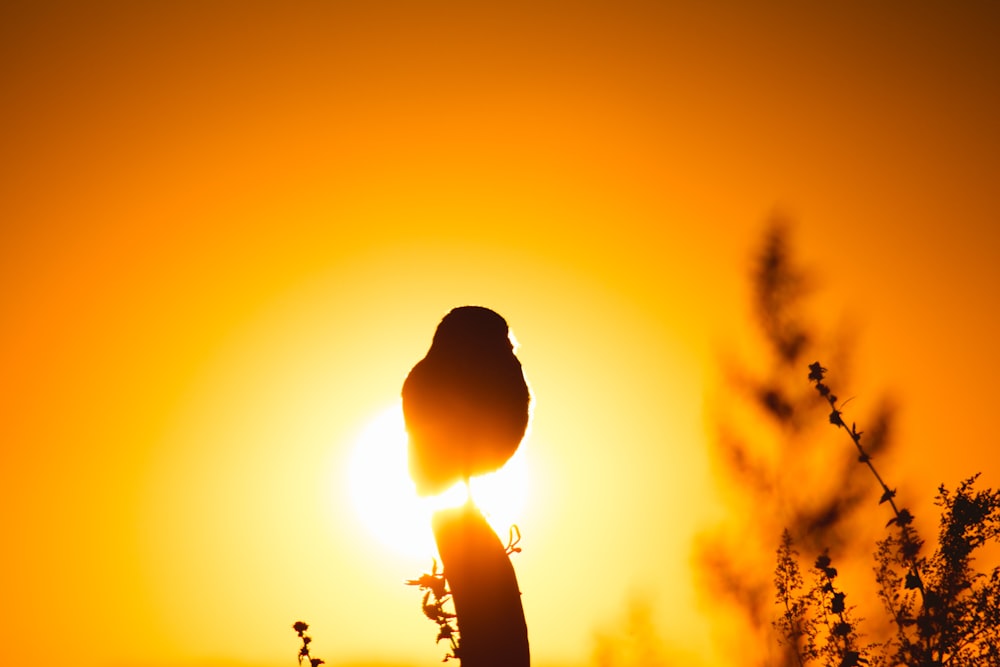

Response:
(402, 306), (530, 497)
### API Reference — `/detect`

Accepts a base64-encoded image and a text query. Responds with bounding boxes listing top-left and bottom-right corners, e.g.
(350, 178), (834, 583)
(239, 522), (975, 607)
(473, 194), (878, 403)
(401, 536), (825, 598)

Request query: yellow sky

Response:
(2, 3), (999, 666)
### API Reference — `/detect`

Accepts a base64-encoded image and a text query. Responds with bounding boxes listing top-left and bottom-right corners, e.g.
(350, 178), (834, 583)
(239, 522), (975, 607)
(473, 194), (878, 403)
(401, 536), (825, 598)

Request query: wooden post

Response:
(432, 503), (530, 667)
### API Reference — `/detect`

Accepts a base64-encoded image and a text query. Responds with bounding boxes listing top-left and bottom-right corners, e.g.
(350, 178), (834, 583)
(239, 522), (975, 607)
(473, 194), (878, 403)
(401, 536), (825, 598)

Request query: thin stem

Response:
(808, 362), (926, 605)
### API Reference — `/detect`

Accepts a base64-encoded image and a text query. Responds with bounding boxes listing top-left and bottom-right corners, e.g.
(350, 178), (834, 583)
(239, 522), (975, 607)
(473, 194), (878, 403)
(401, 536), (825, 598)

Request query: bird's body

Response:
(402, 306), (530, 497)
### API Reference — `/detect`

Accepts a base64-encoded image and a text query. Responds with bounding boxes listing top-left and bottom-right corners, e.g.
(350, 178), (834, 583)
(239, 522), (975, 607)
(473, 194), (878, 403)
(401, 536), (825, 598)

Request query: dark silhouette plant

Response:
(291, 621), (325, 667)
(407, 558), (461, 662)
(775, 530), (874, 667)
(774, 364), (1000, 666)
(699, 219), (894, 665)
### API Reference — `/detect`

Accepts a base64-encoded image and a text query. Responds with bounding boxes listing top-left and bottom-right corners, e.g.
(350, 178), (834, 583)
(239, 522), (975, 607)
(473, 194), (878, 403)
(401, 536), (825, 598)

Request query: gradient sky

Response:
(2, 3), (999, 667)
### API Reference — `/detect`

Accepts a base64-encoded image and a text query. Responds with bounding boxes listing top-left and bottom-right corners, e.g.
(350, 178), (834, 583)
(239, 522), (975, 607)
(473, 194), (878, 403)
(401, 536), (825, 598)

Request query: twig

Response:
(808, 362), (926, 603)
(292, 621), (325, 667)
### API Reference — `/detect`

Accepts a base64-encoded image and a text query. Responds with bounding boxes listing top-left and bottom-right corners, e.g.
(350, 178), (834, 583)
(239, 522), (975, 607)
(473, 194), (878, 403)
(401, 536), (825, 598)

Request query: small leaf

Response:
(879, 489), (896, 505)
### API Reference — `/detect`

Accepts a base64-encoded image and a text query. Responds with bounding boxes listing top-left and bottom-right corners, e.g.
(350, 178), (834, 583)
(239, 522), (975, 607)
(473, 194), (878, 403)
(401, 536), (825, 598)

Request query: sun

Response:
(344, 403), (530, 557)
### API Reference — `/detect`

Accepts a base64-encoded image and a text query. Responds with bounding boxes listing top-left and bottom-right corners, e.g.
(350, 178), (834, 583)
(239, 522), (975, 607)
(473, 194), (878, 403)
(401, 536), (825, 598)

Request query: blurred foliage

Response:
(697, 219), (894, 666)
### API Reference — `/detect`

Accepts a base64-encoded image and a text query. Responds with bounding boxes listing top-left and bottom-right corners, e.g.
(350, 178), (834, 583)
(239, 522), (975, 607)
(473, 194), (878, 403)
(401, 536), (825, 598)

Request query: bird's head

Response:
(430, 306), (514, 354)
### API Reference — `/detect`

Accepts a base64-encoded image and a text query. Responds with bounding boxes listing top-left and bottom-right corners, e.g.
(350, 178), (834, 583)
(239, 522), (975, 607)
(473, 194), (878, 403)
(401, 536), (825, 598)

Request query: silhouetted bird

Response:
(402, 306), (530, 497)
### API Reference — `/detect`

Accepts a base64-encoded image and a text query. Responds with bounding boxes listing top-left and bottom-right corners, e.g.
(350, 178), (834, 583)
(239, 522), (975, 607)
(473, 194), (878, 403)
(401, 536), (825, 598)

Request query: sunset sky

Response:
(2, 2), (999, 667)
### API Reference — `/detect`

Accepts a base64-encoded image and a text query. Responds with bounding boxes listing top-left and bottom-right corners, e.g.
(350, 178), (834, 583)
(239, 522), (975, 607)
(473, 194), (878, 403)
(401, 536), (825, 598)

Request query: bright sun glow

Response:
(344, 403), (529, 557)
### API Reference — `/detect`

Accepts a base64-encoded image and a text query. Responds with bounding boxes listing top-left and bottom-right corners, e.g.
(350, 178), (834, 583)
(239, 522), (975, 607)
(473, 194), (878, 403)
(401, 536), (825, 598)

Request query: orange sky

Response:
(2, 3), (999, 667)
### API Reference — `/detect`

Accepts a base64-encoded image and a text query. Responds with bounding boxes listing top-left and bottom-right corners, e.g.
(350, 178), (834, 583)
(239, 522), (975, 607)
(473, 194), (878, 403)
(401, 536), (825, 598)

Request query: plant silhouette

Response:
(406, 558), (461, 661)
(775, 364), (1000, 666)
(291, 621), (325, 667)
(698, 219), (895, 666)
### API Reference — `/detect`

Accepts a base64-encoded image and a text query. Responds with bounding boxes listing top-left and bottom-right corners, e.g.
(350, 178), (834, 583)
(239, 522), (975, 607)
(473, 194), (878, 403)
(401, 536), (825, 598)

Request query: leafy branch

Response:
(808, 361), (926, 601)
(407, 558), (461, 662)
